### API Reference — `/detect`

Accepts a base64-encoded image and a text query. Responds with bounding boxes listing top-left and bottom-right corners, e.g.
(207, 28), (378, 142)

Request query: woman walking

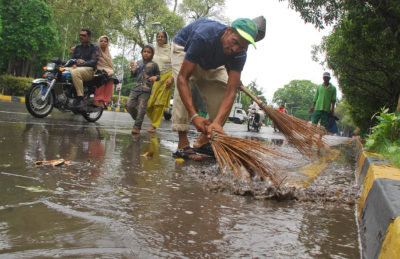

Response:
(146, 31), (174, 133)
(93, 35), (114, 108)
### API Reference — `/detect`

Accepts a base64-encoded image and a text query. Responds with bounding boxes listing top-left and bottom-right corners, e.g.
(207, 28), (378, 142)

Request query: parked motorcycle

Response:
(25, 58), (117, 122)
(247, 108), (262, 132)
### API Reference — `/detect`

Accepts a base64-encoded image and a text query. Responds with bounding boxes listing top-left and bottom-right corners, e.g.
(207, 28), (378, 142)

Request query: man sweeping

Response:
(171, 18), (258, 160)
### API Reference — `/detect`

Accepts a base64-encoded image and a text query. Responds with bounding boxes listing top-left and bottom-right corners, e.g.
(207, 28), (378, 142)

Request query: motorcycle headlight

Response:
(46, 62), (56, 71)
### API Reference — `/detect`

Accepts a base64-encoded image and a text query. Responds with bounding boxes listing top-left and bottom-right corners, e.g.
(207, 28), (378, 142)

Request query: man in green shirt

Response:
(310, 72), (337, 127)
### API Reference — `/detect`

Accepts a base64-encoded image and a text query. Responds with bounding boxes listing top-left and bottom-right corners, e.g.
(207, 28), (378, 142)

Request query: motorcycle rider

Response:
(248, 95), (265, 124)
(67, 28), (100, 109)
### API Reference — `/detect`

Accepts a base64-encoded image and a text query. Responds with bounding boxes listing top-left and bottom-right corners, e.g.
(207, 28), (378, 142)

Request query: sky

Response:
(223, 0), (339, 102)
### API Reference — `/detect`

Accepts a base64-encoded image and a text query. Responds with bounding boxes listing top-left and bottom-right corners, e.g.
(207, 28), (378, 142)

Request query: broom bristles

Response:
(211, 132), (285, 186)
(239, 84), (328, 156)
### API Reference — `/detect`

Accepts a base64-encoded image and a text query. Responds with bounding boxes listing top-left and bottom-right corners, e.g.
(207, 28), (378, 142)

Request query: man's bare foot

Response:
(193, 133), (209, 149)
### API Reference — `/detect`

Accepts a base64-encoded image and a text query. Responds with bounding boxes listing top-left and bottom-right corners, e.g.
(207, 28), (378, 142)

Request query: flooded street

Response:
(0, 101), (360, 258)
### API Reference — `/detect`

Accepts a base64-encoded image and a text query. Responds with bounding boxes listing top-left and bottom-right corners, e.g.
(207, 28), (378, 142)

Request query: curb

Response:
(0, 94), (128, 113)
(0, 94), (25, 103)
(355, 138), (400, 259)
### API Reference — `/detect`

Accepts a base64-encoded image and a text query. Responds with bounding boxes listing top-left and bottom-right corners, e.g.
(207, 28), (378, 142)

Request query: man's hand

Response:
(329, 109), (334, 116)
(207, 122), (226, 138)
(77, 59), (85, 64)
(192, 116), (210, 133)
(309, 106), (314, 113)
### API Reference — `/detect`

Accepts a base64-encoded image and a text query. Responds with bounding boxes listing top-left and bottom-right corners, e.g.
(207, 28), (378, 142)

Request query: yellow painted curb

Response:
(0, 94), (11, 101)
(358, 164), (400, 218)
(379, 217), (400, 259)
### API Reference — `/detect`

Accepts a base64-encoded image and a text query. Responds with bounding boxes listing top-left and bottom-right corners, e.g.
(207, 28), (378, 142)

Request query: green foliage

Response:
(335, 100), (356, 137)
(365, 108), (400, 167)
(273, 80), (317, 116)
(178, 0), (226, 22)
(286, 0), (400, 134)
(294, 109), (310, 121)
(0, 75), (34, 96)
(318, 10), (400, 134)
(0, 0), (58, 76)
(111, 95), (128, 108)
(239, 80), (265, 111)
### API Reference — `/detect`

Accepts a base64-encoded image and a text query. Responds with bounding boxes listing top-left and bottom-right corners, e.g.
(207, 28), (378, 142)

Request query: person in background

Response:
(127, 45), (160, 134)
(274, 104), (288, 132)
(146, 31), (174, 133)
(68, 28), (99, 109)
(93, 35), (115, 108)
(248, 95), (265, 124)
(310, 72), (337, 127)
(171, 18), (258, 160)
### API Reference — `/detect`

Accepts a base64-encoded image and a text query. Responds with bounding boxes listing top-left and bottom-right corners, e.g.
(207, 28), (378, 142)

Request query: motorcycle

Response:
(25, 58), (118, 122)
(247, 108), (263, 132)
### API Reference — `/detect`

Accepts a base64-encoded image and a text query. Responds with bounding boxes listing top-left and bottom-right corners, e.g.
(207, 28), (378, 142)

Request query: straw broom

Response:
(239, 84), (328, 156)
(208, 85), (328, 186)
(210, 132), (285, 186)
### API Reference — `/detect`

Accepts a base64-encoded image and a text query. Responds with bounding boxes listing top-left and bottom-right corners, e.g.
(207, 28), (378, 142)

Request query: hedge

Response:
(0, 75), (34, 96)
(111, 95), (128, 108)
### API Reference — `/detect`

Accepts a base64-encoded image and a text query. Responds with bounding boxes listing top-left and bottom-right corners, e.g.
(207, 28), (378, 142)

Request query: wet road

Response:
(0, 101), (360, 258)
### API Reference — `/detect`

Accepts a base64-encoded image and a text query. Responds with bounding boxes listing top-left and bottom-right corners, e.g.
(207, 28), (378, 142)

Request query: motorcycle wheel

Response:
(247, 120), (251, 131)
(82, 109), (103, 122)
(25, 84), (54, 118)
(256, 124), (260, 132)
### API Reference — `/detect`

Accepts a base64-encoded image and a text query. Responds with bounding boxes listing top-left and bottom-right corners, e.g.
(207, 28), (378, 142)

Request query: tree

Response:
(273, 80), (317, 118)
(239, 80), (266, 112)
(283, 0), (400, 133)
(316, 12), (400, 134)
(335, 100), (356, 137)
(178, 0), (226, 22)
(0, 0), (58, 77)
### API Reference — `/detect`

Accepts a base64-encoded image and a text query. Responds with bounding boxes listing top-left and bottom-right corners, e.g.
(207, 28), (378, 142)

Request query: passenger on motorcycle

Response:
(67, 28), (100, 109)
(248, 95), (265, 123)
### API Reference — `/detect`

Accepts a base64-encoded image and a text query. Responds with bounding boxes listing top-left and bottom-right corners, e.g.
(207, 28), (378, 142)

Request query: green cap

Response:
(231, 18), (258, 48)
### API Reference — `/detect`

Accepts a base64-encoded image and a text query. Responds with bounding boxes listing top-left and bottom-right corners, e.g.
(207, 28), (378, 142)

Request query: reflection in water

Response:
(0, 122), (359, 258)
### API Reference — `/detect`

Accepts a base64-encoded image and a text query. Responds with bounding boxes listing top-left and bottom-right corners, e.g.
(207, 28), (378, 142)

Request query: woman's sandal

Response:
(172, 146), (208, 161)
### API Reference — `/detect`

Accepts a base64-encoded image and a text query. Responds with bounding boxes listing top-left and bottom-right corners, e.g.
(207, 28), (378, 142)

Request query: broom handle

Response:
(239, 84), (267, 109)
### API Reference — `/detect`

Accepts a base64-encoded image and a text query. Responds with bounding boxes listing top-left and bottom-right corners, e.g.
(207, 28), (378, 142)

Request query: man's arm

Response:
(177, 59), (210, 132)
(207, 70), (241, 137)
(310, 87), (319, 112)
(79, 45), (100, 68)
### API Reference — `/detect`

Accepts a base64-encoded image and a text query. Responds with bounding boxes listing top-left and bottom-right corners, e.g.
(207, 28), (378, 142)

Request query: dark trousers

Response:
(127, 88), (151, 129)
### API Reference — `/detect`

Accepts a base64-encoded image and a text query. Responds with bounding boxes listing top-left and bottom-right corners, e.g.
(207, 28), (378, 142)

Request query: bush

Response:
(111, 95), (128, 108)
(0, 75), (34, 96)
(365, 108), (400, 167)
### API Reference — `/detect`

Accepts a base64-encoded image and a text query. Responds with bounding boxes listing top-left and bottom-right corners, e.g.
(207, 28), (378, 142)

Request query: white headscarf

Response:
(153, 31), (172, 74)
(97, 35), (114, 75)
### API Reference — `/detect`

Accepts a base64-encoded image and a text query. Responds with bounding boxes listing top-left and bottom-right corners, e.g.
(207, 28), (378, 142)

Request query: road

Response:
(0, 100), (359, 258)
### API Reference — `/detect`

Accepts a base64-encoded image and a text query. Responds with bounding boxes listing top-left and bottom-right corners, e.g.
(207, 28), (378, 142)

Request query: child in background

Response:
(127, 45), (160, 134)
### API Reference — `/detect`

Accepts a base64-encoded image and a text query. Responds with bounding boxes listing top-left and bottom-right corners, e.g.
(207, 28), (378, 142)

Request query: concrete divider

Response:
(356, 138), (400, 259)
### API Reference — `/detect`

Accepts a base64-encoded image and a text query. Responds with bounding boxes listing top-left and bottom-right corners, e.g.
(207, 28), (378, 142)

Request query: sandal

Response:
(193, 143), (214, 157)
(172, 146), (208, 161)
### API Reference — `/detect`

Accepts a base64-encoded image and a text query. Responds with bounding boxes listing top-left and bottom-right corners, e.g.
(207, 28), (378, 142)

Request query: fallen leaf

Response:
(34, 159), (71, 167)
(175, 158), (184, 162)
